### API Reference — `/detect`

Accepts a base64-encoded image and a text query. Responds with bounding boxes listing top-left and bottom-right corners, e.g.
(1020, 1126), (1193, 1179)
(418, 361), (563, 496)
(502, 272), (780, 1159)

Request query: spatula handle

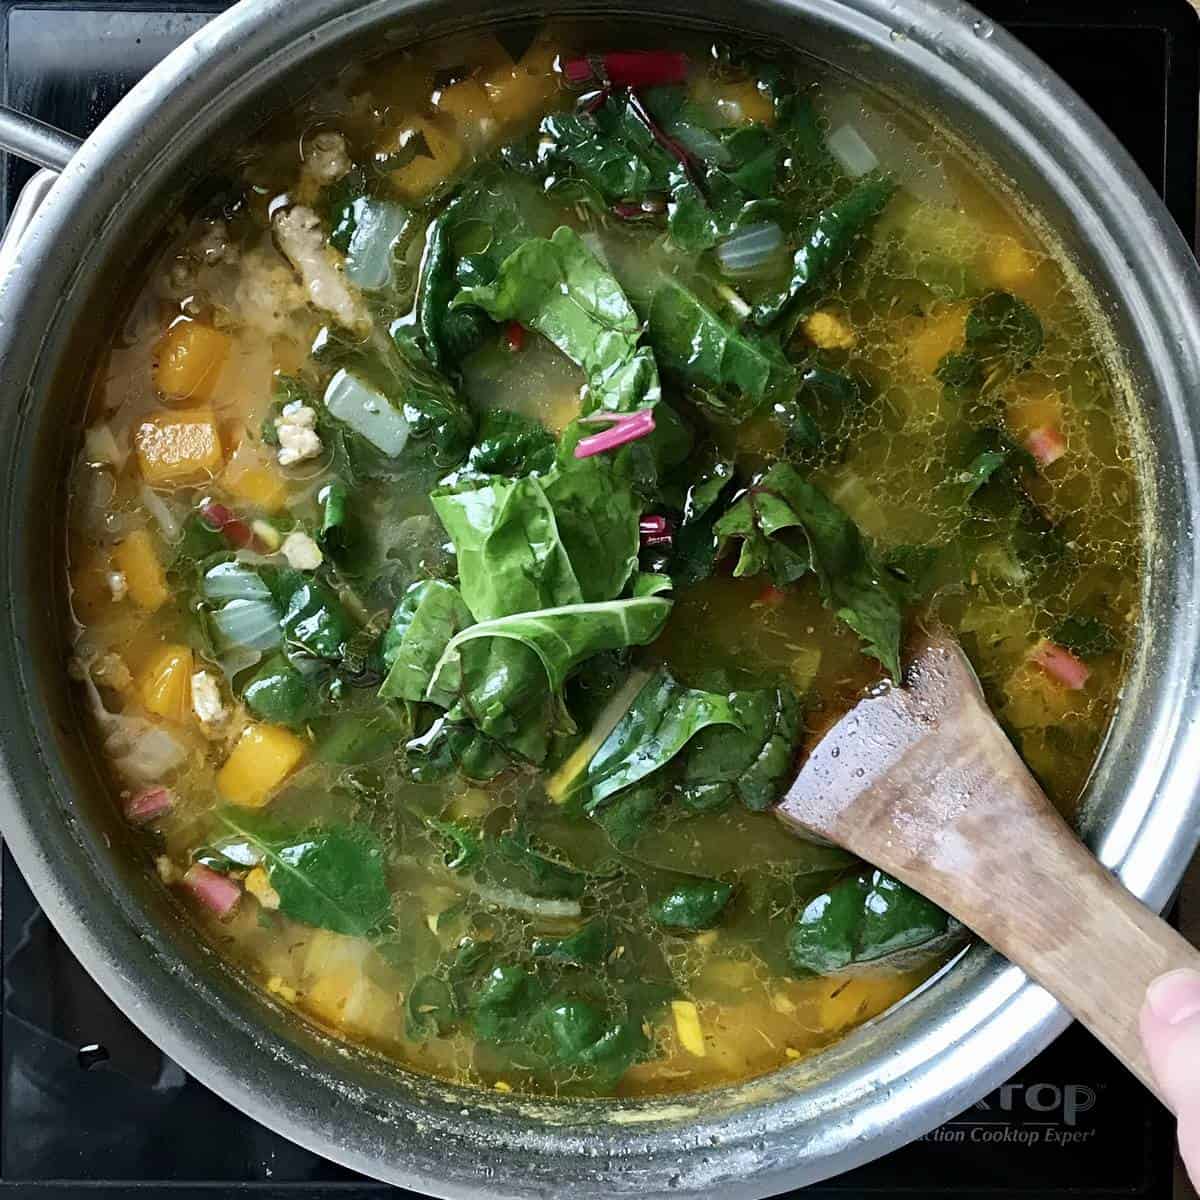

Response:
(776, 633), (1200, 1108)
(957, 814), (1200, 1107)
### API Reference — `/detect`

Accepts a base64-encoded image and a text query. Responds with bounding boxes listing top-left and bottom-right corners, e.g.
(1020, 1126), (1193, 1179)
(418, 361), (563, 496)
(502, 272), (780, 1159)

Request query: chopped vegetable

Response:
(217, 723), (308, 808)
(1029, 639), (1090, 690)
(182, 863), (242, 919)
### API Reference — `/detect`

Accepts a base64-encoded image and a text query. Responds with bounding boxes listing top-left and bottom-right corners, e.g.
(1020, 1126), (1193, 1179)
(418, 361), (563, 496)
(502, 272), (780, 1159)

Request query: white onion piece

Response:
(344, 200), (409, 291)
(715, 221), (785, 276)
(139, 485), (183, 544)
(203, 561), (273, 602)
(75, 661), (189, 783)
(324, 369), (409, 457)
(473, 885), (582, 919)
(818, 90), (953, 206)
(670, 120), (730, 167)
(84, 424), (128, 469)
(827, 124), (879, 178)
(211, 598), (283, 651)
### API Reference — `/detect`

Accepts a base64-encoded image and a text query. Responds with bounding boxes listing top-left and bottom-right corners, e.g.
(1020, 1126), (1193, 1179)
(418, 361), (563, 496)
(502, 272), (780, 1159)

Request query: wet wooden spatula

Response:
(776, 630), (1200, 1108)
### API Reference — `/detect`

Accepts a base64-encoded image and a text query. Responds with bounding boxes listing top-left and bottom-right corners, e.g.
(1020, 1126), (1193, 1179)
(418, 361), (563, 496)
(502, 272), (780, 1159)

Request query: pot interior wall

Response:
(2, 1), (1196, 1197)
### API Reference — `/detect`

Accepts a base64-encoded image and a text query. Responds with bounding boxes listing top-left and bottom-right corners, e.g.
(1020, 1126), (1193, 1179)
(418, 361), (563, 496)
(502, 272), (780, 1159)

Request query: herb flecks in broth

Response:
(67, 32), (1138, 1098)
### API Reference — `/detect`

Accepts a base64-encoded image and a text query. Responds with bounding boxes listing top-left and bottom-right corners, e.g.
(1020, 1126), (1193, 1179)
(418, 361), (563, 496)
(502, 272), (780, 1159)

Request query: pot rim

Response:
(0, 1), (1198, 1196)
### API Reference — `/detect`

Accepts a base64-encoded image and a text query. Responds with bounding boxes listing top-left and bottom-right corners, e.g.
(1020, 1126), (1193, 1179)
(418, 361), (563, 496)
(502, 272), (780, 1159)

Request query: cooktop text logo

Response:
(975, 1082), (1098, 1127)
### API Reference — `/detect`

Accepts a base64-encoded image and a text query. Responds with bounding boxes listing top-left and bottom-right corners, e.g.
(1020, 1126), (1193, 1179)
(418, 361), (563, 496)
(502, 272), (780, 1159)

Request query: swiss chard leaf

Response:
(455, 408), (556, 481)
(278, 576), (355, 668)
(539, 98), (675, 203)
(452, 225), (660, 415)
(241, 653), (321, 727)
(665, 453), (738, 587)
(379, 579), (474, 702)
(714, 463), (903, 680)
(405, 713), (511, 782)
(565, 666), (744, 807)
(428, 593), (672, 723)
(787, 869), (950, 977)
(215, 813), (393, 938)
(531, 920), (613, 966)
(425, 592), (673, 762)
(646, 280), (795, 420)
(431, 474), (586, 621)
(649, 878), (735, 931)
(753, 175), (895, 331)
(680, 685), (801, 813)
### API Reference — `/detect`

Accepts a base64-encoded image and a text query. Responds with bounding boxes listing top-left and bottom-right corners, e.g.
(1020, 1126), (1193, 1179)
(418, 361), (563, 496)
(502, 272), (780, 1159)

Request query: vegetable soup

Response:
(66, 26), (1140, 1098)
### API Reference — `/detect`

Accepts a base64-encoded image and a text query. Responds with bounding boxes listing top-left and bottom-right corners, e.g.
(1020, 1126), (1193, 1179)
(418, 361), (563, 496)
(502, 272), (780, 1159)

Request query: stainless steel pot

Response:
(0, 2), (1198, 1196)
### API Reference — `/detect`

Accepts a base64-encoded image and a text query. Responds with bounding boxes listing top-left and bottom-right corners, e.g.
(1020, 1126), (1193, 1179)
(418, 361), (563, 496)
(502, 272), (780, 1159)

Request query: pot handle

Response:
(0, 105), (81, 172)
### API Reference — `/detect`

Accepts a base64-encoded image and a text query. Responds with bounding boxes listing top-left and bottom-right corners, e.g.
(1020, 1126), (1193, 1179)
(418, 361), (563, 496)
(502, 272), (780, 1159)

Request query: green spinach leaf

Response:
(787, 869), (949, 976)
(680, 685), (801, 812)
(646, 280), (794, 419)
(452, 225), (660, 415)
(753, 175), (895, 331)
(379, 579), (475, 702)
(714, 463), (903, 680)
(215, 814), (393, 938)
(649, 878), (735, 931)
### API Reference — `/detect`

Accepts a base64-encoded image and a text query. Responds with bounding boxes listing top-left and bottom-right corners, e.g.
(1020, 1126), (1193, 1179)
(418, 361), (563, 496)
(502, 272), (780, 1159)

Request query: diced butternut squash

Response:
(137, 643), (194, 722)
(135, 408), (224, 485)
(906, 301), (969, 376)
(985, 235), (1039, 292)
(154, 320), (231, 404)
(245, 866), (281, 910)
(387, 118), (465, 201)
(691, 76), (774, 126)
(671, 1000), (707, 1057)
(217, 722), (307, 807)
(112, 529), (170, 611)
(222, 441), (288, 512)
(435, 78), (494, 129)
(482, 44), (560, 131)
(803, 309), (857, 351)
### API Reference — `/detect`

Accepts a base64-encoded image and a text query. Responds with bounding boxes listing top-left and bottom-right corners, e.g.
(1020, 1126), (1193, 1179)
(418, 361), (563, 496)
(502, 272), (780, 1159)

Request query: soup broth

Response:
(66, 26), (1139, 1099)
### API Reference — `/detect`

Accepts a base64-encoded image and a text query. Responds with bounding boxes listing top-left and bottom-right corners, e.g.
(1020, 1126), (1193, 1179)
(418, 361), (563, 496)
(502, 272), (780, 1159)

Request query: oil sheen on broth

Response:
(66, 26), (1139, 1098)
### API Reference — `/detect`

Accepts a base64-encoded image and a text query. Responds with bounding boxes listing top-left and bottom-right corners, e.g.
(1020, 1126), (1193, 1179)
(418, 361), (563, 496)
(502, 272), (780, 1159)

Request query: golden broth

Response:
(66, 25), (1137, 1098)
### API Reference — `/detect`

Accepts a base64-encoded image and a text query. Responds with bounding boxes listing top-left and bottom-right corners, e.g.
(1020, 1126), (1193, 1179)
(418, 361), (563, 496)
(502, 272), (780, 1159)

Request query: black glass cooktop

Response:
(0, 1), (1196, 1196)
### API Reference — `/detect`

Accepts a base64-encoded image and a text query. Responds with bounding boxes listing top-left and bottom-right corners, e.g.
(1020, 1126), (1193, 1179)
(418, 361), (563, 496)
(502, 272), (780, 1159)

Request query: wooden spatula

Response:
(775, 629), (1200, 1108)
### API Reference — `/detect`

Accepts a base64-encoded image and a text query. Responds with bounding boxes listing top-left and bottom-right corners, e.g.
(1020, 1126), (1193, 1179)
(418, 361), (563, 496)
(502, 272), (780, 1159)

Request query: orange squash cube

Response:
(222, 442), (288, 512)
(482, 44), (560, 131)
(435, 78), (493, 127)
(386, 118), (465, 201)
(217, 722), (307, 808)
(154, 321), (231, 405)
(137, 643), (194, 722)
(906, 302), (969, 377)
(111, 529), (170, 611)
(135, 408), (224, 485)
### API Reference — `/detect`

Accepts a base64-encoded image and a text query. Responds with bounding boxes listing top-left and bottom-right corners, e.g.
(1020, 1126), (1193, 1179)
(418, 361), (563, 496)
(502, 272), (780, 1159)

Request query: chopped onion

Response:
(203, 561), (273, 602)
(108, 725), (188, 784)
(715, 222), (785, 276)
(574, 408), (656, 459)
(139, 485), (183, 543)
(473, 884), (582, 920)
(818, 91), (953, 206)
(124, 786), (174, 825)
(183, 864), (242, 920)
(84, 424), (128, 469)
(827, 124), (880, 178)
(211, 598), (283, 651)
(344, 200), (409, 291)
(324, 369), (410, 457)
